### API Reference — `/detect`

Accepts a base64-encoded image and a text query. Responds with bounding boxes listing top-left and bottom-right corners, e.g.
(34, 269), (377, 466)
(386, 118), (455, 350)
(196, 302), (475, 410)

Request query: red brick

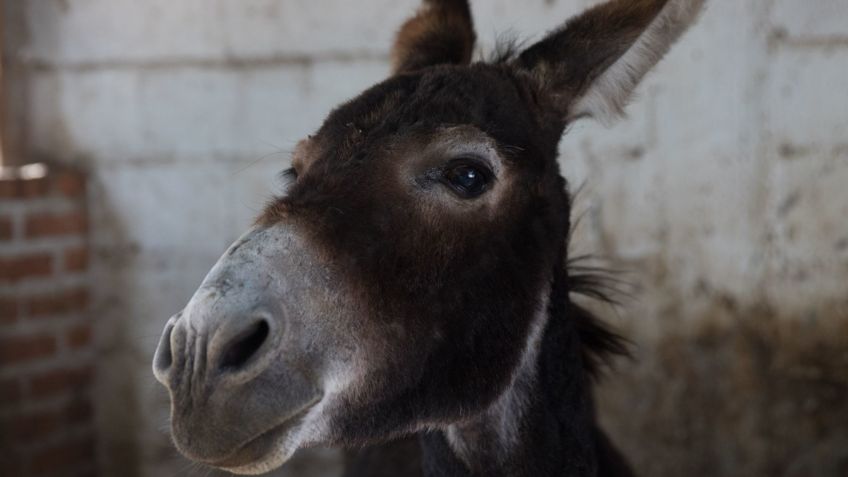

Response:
(1, 410), (61, 442)
(0, 334), (56, 365)
(0, 379), (22, 407)
(28, 436), (95, 475)
(0, 399), (92, 443)
(25, 288), (89, 318)
(65, 399), (94, 423)
(22, 177), (51, 198)
(66, 323), (93, 349)
(0, 179), (13, 197)
(28, 365), (93, 398)
(0, 297), (18, 324)
(0, 177), (50, 198)
(24, 210), (87, 238)
(63, 246), (89, 272)
(0, 215), (12, 241)
(0, 253), (53, 283)
(54, 171), (86, 198)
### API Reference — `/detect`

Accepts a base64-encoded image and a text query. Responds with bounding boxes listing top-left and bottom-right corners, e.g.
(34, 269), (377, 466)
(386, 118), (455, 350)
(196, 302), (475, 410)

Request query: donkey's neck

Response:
(419, 293), (599, 477)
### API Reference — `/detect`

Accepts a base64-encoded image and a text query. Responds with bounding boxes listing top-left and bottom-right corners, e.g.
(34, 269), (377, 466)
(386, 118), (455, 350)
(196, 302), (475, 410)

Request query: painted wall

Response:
(4, 0), (847, 475)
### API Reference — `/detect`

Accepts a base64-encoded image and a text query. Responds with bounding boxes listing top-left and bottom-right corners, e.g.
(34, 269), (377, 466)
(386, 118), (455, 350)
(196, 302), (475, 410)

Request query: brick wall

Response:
(0, 165), (96, 477)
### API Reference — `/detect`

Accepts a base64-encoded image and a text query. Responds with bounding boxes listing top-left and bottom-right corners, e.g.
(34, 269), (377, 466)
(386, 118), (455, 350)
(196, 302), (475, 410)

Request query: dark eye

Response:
(443, 162), (492, 198)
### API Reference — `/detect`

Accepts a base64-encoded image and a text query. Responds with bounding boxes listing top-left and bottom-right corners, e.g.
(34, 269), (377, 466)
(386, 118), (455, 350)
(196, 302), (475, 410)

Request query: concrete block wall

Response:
(3, 1), (847, 476)
(0, 165), (96, 477)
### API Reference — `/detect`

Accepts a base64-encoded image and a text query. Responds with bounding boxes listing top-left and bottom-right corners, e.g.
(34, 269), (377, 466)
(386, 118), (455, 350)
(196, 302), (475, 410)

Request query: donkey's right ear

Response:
(515, 0), (705, 125)
(391, 0), (476, 74)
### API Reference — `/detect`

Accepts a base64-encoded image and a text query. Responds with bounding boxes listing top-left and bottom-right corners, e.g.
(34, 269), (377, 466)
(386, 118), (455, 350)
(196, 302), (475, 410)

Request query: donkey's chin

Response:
(215, 434), (294, 475)
(199, 404), (319, 476)
(215, 429), (297, 476)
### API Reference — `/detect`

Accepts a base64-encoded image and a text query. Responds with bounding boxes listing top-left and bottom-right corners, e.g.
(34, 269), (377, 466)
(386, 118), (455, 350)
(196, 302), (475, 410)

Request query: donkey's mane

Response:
(566, 255), (631, 377)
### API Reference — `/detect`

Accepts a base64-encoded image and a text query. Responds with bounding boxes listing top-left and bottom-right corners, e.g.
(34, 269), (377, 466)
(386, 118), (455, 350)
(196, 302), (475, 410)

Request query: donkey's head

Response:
(153, 0), (703, 474)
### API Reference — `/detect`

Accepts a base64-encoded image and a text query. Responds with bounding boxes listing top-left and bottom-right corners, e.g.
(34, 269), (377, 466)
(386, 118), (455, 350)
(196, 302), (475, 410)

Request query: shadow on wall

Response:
(596, 300), (848, 477)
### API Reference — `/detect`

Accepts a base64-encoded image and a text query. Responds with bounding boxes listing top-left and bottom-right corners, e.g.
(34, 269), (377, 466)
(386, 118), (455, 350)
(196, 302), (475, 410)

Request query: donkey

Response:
(152, 0), (704, 475)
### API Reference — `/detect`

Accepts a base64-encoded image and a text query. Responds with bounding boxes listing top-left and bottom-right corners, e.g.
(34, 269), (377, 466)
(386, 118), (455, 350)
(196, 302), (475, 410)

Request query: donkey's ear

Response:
(391, 0), (476, 74)
(515, 0), (705, 124)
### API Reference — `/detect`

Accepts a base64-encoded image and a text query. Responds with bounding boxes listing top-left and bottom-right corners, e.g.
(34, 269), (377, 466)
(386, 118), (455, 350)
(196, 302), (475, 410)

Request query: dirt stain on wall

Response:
(596, 303), (848, 477)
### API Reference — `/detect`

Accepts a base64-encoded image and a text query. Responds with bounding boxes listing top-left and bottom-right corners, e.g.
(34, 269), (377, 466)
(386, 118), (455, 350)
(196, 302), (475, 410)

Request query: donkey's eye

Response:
(443, 162), (491, 198)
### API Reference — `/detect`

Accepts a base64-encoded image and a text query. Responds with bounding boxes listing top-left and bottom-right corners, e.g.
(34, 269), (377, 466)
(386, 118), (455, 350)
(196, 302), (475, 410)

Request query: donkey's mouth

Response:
(208, 403), (317, 475)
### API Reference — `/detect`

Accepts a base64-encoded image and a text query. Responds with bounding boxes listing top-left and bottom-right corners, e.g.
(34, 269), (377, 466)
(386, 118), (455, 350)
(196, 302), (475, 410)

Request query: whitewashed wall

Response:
(6, 1), (848, 476)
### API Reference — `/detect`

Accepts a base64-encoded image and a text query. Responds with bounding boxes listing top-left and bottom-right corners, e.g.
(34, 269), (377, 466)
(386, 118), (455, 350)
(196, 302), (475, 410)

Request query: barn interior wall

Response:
(4, 1), (847, 476)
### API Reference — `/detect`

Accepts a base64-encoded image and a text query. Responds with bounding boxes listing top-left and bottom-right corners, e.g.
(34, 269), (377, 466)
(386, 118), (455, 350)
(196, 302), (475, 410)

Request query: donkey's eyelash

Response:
(278, 167), (299, 194)
(421, 156), (495, 183)
(443, 157), (496, 181)
(281, 167), (298, 181)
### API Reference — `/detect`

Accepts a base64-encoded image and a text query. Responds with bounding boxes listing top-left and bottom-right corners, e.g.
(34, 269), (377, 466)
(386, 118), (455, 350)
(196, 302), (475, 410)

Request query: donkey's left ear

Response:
(391, 0), (476, 74)
(515, 0), (705, 125)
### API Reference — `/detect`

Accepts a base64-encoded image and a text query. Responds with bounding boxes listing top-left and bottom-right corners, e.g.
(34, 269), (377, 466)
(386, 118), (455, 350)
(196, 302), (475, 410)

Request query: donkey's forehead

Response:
(313, 64), (539, 154)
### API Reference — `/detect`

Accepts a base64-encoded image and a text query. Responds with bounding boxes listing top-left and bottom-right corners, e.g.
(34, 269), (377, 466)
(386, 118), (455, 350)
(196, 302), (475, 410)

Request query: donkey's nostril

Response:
(218, 319), (270, 371)
(153, 323), (175, 385)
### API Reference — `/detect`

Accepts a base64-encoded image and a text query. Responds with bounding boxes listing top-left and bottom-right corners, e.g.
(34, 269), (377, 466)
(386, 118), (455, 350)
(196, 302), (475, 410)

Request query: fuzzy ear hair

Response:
(515, 0), (705, 125)
(391, 0), (476, 74)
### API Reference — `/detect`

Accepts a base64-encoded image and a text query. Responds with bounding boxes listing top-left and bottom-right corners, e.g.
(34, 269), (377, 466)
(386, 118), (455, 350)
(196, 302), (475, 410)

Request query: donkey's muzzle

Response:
(151, 292), (319, 464)
(150, 225), (327, 466)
